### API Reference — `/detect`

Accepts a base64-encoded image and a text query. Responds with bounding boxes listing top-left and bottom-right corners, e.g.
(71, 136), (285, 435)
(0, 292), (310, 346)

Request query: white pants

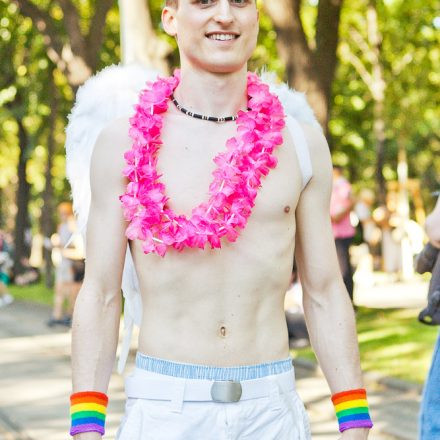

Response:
(117, 368), (311, 440)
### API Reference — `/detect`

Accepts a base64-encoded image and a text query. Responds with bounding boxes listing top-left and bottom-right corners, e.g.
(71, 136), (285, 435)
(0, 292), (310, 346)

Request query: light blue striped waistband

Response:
(135, 352), (293, 381)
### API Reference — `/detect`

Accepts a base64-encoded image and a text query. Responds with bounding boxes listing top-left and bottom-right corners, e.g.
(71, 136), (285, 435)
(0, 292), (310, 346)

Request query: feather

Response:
(65, 63), (160, 240)
(65, 63), (160, 374)
(260, 71), (321, 129)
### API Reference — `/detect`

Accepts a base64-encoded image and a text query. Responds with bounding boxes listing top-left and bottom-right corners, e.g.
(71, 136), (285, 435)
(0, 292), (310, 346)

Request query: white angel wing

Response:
(262, 72), (321, 190)
(65, 65), (320, 375)
(65, 63), (160, 374)
(66, 63), (160, 238)
(261, 71), (321, 128)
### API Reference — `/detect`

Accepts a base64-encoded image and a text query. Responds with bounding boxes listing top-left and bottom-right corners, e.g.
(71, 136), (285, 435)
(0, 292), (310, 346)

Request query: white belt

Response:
(125, 370), (295, 403)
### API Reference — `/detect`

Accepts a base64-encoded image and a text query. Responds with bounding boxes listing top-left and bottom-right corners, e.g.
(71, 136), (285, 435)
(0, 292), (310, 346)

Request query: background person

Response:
(0, 230), (13, 307)
(47, 202), (84, 327)
(330, 164), (356, 301)
(419, 193), (440, 439)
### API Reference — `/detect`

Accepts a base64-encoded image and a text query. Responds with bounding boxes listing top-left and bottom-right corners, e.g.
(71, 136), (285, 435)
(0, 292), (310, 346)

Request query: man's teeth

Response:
(208, 34), (236, 41)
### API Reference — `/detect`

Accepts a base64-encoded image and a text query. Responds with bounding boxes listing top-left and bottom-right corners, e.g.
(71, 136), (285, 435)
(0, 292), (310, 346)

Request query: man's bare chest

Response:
(157, 114), (302, 225)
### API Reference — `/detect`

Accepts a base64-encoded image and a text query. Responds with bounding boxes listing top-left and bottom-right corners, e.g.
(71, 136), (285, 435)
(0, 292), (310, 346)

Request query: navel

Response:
(284, 206), (291, 213)
(219, 326), (227, 338)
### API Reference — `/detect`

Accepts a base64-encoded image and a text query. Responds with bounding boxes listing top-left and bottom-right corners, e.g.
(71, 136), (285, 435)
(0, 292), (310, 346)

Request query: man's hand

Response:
(331, 210), (348, 223)
(340, 427), (370, 439)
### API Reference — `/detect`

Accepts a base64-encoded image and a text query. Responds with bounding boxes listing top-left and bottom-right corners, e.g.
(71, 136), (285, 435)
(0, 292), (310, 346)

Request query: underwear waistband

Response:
(135, 352), (293, 381)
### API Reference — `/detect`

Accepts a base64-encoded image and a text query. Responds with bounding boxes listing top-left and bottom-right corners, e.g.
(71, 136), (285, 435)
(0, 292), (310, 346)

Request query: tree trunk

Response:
(119, 0), (172, 72)
(14, 0), (114, 87)
(0, 190), (3, 229)
(13, 119), (31, 275)
(264, 0), (343, 137)
(340, 0), (387, 203)
(40, 77), (57, 288)
(373, 99), (386, 205)
(314, 0), (343, 130)
(368, 0), (387, 205)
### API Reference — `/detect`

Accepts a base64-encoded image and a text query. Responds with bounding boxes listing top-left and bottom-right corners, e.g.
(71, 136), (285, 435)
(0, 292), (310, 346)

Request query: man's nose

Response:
(214, 0), (234, 25)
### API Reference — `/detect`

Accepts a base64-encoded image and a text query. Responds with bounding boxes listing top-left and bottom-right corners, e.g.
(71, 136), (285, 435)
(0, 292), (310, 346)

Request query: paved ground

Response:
(0, 279), (427, 440)
(353, 274), (428, 310)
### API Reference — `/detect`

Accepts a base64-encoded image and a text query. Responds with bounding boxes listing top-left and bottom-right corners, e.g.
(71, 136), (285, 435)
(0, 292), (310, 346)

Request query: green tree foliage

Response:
(0, 0), (439, 238)
(0, 0), (121, 233)
(331, 0), (439, 208)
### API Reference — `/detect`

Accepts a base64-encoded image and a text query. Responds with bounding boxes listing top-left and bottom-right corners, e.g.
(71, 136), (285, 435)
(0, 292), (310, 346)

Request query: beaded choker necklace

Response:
(171, 94), (238, 122)
(120, 70), (286, 257)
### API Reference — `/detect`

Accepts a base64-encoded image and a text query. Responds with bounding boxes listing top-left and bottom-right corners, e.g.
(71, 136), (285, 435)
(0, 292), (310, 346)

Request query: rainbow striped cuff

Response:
(70, 391), (108, 436)
(331, 388), (373, 433)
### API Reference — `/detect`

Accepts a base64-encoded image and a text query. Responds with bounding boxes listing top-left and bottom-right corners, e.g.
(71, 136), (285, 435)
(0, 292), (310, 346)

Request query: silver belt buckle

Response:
(210, 380), (242, 403)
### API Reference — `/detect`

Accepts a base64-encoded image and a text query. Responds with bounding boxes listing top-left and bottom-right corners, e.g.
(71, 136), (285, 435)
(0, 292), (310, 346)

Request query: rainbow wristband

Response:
(331, 388), (373, 432)
(70, 391), (108, 436)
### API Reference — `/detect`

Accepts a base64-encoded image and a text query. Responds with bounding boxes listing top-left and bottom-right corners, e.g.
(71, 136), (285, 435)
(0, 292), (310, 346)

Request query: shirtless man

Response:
(70, 1), (372, 439)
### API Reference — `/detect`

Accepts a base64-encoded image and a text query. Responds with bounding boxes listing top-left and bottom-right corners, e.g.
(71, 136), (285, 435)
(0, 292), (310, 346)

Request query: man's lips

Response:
(205, 31), (240, 41)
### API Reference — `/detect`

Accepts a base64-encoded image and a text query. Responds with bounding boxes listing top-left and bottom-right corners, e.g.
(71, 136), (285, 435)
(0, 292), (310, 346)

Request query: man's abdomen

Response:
(132, 207), (297, 366)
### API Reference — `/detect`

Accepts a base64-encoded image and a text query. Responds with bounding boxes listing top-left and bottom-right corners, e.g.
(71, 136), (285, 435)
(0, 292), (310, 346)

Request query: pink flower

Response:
(120, 70), (286, 257)
(141, 230), (155, 254)
(208, 233), (221, 249)
(125, 216), (144, 240)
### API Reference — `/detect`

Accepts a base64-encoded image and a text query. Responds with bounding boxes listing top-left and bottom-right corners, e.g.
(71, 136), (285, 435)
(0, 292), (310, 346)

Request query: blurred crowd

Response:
(285, 163), (433, 348)
(0, 201), (84, 328)
(331, 164), (425, 296)
(45, 202), (84, 327)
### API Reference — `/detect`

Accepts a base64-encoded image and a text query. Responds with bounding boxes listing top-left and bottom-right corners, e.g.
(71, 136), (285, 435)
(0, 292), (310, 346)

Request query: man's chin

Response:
(196, 59), (248, 75)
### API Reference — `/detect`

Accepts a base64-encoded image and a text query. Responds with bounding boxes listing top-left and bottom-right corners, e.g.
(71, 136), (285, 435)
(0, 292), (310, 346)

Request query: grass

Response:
(8, 281), (439, 383)
(9, 280), (54, 306)
(291, 307), (440, 384)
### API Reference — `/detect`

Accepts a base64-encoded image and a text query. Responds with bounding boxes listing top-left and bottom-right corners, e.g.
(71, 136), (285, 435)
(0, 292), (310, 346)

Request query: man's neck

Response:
(173, 65), (249, 119)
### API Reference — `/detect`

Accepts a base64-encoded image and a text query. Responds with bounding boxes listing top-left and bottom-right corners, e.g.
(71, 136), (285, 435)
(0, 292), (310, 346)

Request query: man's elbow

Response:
(79, 278), (122, 308)
(302, 274), (344, 306)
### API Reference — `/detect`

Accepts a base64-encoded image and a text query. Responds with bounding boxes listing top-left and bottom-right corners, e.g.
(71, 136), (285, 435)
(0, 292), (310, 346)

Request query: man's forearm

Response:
(71, 283), (121, 392)
(303, 280), (363, 392)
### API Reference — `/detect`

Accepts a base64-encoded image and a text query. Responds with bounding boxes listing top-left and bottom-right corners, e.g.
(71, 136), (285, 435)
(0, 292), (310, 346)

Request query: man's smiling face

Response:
(162, 0), (259, 74)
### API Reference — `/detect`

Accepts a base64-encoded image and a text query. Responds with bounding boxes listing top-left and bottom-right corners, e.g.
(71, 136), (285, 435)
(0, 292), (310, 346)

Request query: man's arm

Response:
(426, 196), (440, 248)
(71, 118), (130, 439)
(294, 125), (369, 439)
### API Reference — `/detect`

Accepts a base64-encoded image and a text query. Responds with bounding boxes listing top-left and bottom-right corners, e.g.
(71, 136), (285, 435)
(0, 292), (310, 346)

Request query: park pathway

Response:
(0, 290), (424, 440)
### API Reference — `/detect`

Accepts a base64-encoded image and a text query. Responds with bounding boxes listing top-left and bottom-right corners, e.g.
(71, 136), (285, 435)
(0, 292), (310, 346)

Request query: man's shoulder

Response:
(91, 116), (131, 177)
(290, 121), (331, 192)
(94, 116), (131, 156)
(292, 121), (330, 176)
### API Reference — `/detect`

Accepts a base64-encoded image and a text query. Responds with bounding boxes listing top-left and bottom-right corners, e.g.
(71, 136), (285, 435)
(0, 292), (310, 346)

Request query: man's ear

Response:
(162, 6), (178, 37)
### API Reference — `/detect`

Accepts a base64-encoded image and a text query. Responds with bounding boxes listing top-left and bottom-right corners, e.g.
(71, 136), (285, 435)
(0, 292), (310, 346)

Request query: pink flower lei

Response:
(120, 70), (286, 257)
